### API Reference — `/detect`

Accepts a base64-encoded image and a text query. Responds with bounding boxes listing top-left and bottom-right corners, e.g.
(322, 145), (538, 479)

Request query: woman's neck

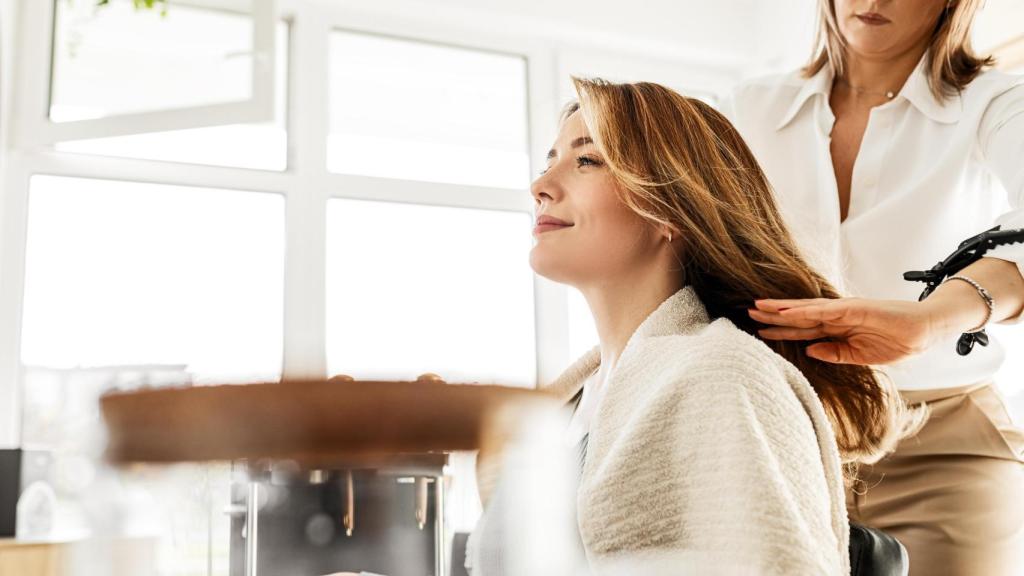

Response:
(579, 272), (684, 382)
(839, 43), (928, 100)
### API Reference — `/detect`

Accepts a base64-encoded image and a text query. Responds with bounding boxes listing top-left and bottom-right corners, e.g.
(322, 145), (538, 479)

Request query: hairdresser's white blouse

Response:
(721, 55), (1024, 391)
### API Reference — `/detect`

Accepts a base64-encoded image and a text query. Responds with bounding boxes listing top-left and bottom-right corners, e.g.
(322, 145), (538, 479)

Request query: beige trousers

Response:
(847, 382), (1024, 576)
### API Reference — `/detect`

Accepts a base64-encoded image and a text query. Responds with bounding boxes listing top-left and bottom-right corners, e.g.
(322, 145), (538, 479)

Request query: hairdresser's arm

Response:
(749, 82), (1024, 366)
(747, 257), (1024, 365)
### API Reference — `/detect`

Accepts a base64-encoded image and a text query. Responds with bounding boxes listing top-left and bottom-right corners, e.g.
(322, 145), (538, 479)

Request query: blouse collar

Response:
(775, 51), (963, 131)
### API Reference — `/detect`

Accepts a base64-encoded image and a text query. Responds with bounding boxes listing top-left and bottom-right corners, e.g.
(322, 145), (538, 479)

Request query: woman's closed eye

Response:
(538, 155), (604, 176)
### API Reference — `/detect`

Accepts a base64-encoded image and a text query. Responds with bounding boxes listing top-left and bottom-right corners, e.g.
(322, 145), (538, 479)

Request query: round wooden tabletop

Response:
(100, 376), (560, 466)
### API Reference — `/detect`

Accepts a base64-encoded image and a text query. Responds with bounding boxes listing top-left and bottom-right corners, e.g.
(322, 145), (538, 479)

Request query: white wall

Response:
(974, 0), (1024, 53)
(0, 0), (18, 447)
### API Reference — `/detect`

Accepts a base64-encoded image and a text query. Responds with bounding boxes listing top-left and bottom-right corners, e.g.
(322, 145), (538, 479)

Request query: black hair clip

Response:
(903, 226), (1024, 356)
(956, 330), (989, 356)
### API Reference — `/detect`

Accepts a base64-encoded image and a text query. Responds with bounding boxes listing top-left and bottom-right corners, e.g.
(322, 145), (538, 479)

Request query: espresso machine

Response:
(227, 457), (447, 576)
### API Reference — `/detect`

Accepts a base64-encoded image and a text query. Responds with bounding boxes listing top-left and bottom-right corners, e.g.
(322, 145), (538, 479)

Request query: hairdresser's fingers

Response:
(806, 332), (923, 365)
(753, 297), (833, 313)
(805, 342), (850, 364)
(756, 326), (829, 341)
(778, 301), (865, 325)
(747, 307), (823, 329)
(807, 340), (890, 365)
(781, 299), (932, 348)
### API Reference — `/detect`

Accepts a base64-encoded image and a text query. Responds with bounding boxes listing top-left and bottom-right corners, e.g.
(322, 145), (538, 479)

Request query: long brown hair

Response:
(564, 77), (920, 464)
(804, 0), (994, 100)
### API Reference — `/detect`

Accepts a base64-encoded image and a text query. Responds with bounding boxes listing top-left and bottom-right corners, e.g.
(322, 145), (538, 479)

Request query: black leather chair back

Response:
(849, 522), (908, 576)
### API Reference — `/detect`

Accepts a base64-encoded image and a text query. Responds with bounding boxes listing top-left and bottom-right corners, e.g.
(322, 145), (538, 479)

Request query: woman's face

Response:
(529, 111), (664, 288)
(833, 0), (946, 59)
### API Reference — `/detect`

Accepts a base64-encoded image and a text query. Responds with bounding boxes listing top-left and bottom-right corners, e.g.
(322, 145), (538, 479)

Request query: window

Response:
(327, 30), (530, 190)
(326, 199), (536, 386)
(31, 0), (277, 145)
(53, 22), (290, 171)
(51, 1), (258, 121)
(20, 176), (285, 384)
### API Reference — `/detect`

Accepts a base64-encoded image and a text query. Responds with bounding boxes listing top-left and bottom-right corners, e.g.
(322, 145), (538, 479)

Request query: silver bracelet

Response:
(942, 275), (994, 333)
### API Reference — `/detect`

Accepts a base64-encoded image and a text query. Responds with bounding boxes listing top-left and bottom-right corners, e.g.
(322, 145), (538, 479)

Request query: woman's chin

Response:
(528, 248), (552, 277)
(844, 36), (902, 59)
(529, 247), (574, 285)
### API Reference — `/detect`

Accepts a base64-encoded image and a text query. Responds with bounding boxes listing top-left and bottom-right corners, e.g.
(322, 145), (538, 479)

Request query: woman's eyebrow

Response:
(546, 136), (594, 160)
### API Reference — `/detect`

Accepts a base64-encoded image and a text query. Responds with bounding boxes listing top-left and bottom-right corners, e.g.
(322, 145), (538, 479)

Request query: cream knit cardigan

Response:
(538, 286), (850, 575)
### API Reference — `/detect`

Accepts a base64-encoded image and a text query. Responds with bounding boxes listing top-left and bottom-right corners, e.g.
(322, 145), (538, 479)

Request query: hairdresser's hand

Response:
(747, 297), (941, 365)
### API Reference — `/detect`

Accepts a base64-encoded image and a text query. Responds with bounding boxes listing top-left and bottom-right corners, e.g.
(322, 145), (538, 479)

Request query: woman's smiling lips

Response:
(533, 214), (573, 236)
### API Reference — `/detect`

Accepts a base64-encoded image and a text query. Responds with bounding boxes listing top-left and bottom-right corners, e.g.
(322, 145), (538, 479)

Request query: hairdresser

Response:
(720, 1), (1024, 574)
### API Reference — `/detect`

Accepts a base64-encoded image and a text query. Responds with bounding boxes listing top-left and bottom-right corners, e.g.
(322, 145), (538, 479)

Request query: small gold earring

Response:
(668, 232), (673, 243)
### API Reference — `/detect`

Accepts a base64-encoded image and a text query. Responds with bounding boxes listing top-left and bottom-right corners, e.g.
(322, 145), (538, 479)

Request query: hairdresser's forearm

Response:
(921, 257), (1024, 335)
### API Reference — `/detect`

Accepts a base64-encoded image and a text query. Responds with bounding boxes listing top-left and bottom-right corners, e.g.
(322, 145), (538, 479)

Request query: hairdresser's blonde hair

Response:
(562, 78), (923, 467)
(805, 0), (994, 100)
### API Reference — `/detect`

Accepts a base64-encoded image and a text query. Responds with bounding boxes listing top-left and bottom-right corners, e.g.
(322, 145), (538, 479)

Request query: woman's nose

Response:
(530, 171), (559, 205)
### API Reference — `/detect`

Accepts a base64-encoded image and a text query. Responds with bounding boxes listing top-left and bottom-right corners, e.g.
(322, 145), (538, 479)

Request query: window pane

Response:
(53, 21), (289, 171)
(20, 175), (284, 382)
(326, 199), (536, 386)
(50, 0), (258, 122)
(328, 31), (530, 190)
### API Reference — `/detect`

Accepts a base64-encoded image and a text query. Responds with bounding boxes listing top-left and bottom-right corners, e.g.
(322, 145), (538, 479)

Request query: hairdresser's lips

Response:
(533, 214), (573, 236)
(855, 12), (890, 25)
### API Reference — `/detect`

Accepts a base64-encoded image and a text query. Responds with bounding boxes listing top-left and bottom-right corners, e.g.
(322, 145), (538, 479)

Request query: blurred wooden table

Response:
(0, 538), (68, 576)
(100, 376), (558, 465)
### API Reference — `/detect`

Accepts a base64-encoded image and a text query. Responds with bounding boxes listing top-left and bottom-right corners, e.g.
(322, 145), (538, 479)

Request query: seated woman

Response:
(467, 78), (917, 575)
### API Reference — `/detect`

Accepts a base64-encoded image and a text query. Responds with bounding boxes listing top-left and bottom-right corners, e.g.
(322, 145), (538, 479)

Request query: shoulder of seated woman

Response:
(638, 317), (795, 392)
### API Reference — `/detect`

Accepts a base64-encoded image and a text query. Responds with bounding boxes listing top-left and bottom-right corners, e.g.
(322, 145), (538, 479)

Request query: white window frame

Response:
(18, 0), (277, 146)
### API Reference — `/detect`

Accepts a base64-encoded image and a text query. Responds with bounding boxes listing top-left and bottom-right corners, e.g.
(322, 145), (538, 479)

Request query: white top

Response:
(564, 369), (601, 448)
(721, 55), (1024, 391)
